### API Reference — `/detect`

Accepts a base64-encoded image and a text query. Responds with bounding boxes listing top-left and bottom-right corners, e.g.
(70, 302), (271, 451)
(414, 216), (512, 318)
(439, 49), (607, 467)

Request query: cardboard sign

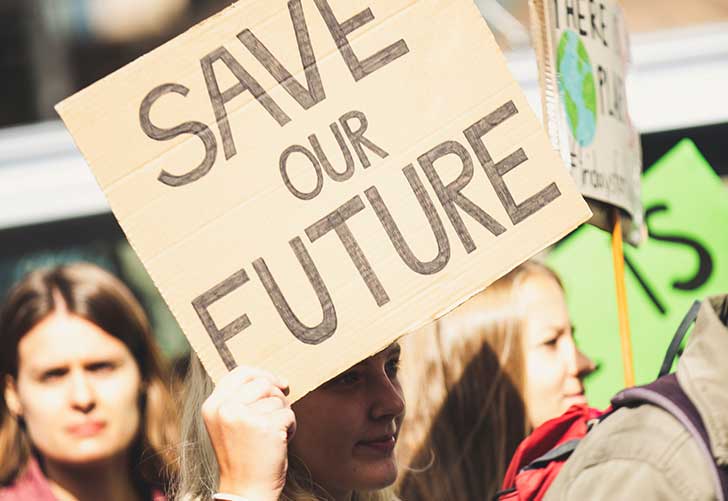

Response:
(531, 0), (643, 242)
(548, 139), (728, 407)
(57, 0), (590, 400)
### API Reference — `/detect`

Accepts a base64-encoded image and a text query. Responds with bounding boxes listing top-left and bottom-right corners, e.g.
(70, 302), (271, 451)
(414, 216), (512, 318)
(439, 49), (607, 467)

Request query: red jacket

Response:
(498, 405), (604, 500)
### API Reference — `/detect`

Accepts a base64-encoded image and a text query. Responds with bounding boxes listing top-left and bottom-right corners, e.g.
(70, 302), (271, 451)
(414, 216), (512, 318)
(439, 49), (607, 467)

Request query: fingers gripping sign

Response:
(202, 366), (297, 501)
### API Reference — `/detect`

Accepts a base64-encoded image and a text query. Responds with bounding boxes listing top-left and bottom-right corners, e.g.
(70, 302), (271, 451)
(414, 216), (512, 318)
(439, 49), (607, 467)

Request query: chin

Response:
(354, 459), (399, 490)
(46, 442), (129, 466)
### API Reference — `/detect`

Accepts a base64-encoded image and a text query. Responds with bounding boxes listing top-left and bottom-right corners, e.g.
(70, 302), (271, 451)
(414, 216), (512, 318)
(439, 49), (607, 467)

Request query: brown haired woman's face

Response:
(521, 274), (595, 427)
(4, 309), (143, 466)
(289, 343), (404, 499)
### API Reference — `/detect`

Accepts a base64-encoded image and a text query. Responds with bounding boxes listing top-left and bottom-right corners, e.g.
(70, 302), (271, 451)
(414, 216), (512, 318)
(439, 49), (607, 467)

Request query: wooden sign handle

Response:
(612, 209), (635, 387)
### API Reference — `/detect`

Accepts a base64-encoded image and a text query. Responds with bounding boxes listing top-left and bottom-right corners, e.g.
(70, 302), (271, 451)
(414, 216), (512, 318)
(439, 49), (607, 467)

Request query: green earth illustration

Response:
(556, 30), (597, 147)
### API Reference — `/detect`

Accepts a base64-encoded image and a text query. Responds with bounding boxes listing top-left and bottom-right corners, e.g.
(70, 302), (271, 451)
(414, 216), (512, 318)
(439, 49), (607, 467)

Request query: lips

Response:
(355, 434), (397, 455)
(67, 420), (106, 437)
(563, 392), (588, 406)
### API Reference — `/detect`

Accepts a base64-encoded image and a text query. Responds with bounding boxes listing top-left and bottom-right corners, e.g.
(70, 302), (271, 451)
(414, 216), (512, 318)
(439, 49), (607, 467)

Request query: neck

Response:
(42, 453), (143, 501)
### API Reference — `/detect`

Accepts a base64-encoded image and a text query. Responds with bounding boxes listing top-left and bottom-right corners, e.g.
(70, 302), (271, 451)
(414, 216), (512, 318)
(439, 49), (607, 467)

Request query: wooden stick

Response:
(612, 210), (635, 387)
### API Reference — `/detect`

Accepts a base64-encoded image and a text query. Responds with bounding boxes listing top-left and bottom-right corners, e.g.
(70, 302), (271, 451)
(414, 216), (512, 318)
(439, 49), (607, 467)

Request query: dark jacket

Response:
(545, 295), (728, 501)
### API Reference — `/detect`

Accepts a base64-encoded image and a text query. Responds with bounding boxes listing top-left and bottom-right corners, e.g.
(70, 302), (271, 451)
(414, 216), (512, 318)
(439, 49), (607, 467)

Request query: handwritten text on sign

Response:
(57, 0), (590, 400)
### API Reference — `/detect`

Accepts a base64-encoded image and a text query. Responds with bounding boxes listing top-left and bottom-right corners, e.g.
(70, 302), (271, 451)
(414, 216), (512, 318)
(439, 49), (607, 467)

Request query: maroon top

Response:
(0, 458), (166, 500)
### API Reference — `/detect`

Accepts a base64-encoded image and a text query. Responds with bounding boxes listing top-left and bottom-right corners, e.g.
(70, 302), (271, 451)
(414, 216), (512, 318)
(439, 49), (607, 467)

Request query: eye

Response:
(87, 361), (116, 373)
(41, 368), (68, 382)
(385, 357), (400, 378)
(541, 335), (559, 348)
(331, 370), (361, 387)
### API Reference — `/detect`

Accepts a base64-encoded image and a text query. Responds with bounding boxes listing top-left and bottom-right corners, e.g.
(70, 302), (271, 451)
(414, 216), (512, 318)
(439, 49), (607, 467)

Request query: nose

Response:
(369, 374), (405, 421)
(575, 347), (596, 379)
(565, 336), (595, 379)
(68, 370), (96, 413)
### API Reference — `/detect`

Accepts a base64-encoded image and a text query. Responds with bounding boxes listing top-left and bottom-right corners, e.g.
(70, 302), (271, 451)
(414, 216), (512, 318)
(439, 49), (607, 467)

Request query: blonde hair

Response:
(396, 261), (561, 501)
(0, 263), (179, 492)
(176, 355), (399, 501)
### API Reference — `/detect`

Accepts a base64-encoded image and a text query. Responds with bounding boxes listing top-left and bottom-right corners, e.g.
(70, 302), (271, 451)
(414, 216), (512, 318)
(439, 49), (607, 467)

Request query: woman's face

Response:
(290, 343), (405, 499)
(521, 273), (595, 428)
(5, 309), (143, 466)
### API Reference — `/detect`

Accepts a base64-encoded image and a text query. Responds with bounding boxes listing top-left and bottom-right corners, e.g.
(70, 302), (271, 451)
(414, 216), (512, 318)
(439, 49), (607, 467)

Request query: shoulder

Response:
(544, 404), (715, 501)
(0, 460), (56, 501)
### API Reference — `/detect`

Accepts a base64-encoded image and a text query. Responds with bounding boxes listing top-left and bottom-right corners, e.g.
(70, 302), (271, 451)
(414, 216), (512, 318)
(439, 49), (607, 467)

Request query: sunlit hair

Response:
(0, 262), (179, 491)
(396, 261), (562, 501)
(175, 355), (399, 501)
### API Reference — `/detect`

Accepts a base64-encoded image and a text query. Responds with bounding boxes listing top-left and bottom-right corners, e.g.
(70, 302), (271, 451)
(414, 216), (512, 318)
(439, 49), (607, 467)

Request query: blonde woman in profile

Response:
(395, 261), (595, 501)
(0, 263), (178, 501)
(176, 343), (405, 501)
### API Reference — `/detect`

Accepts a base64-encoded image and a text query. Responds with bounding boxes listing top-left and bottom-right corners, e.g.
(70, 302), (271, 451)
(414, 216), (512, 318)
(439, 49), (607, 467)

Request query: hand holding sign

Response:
(56, 0), (591, 400)
(202, 365), (294, 501)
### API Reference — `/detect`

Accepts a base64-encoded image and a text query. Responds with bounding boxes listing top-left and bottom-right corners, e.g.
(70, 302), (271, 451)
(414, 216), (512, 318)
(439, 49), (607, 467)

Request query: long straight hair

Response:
(0, 263), (179, 492)
(175, 355), (398, 501)
(396, 261), (562, 501)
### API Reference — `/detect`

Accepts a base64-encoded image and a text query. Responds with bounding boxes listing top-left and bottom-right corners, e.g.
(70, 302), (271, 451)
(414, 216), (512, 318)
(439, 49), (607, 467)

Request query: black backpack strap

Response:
(658, 300), (701, 378)
(492, 439), (583, 499)
(521, 439), (582, 471)
(611, 373), (728, 501)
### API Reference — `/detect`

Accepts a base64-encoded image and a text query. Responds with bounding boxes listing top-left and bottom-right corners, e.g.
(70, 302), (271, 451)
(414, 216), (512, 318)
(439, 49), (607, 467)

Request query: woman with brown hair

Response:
(175, 342), (405, 501)
(0, 263), (178, 501)
(396, 261), (595, 501)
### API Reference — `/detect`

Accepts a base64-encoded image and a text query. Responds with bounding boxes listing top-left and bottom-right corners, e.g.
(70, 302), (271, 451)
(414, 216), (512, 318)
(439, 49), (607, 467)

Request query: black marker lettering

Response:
(624, 255), (667, 315)
(577, 0), (587, 36)
(140, 83), (218, 187)
(339, 110), (388, 168)
(280, 144), (324, 200)
(646, 204), (713, 291)
(306, 196), (390, 306)
(365, 165), (450, 275)
(313, 0), (409, 82)
(237, 0), (325, 110)
(192, 269), (251, 370)
(419, 140), (506, 254)
(201, 47), (290, 160)
(253, 238), (337, 344)
(464, 101), (561, 225)
(589, 0), (600, 42)
(308, 123), (355, 182)
(597, 65), (608, 116)
(565, 0), (576, 29)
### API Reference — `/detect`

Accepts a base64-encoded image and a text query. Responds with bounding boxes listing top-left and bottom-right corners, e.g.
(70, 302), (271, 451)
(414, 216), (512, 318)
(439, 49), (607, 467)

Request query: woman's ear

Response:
(4, 375), (23, 418)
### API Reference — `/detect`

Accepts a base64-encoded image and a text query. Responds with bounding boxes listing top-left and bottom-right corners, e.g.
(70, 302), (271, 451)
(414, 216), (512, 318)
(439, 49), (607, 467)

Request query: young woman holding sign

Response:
(395, 261), (595, 501)
(176, 343), (404, 501)
(0, 263), (178, 501)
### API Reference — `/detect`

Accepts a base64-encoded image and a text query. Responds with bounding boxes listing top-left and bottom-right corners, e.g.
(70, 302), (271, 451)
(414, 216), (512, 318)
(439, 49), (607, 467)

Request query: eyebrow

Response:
(28, 363), (68, 378)
(30, 354), (125, 373)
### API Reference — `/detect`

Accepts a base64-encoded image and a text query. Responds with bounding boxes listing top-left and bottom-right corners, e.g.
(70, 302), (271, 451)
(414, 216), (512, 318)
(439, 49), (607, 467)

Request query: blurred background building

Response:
(1, 0), (727, 359)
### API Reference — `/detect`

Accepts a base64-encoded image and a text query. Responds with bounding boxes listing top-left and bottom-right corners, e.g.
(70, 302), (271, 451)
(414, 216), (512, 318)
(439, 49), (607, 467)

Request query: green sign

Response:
(548, 139), (728, 408)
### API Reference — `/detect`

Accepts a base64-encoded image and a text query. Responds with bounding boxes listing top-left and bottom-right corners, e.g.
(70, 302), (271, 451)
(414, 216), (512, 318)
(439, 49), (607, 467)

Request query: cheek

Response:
(103, 379), (141, 410)
(19, 387), (68, 437)
(293, 407), (348, 454)
(290, 398), (363, 469)
(16, 385), (85, 460)
(526, 351), (565, 396)
(101, 374), (143, 429)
